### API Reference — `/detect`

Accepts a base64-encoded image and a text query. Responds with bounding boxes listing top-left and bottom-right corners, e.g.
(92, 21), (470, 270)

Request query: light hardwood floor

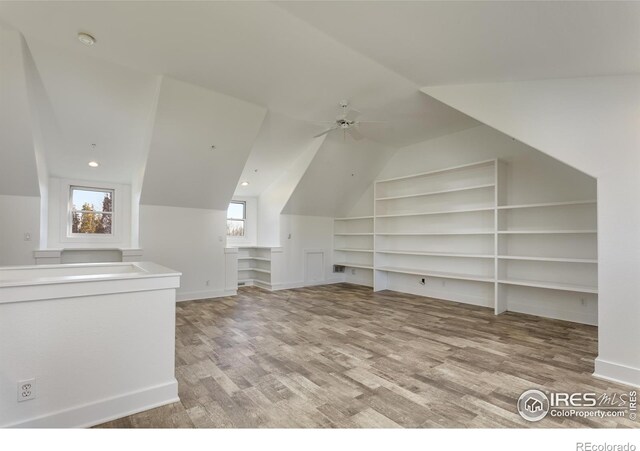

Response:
(98, 284), (637, 428)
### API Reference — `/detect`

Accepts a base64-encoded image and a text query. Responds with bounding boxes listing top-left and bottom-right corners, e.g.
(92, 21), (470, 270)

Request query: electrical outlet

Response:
(24, 232), (31, 241)
(420, 277), (426, 285)
(441, 280), (446, 287)
(580, 298), (586, 306)
(205, 280), (210, 286)
(351, 269), (356, 275)
(18, 378), (36, 402)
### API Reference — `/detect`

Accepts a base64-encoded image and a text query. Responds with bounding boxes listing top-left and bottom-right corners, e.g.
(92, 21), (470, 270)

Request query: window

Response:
(227, 201), (245, 237)
(69, 186), (114, 235)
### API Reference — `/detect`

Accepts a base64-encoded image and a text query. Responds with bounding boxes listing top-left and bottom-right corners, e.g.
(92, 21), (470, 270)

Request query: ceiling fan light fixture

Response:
(78, 32), (96, 46)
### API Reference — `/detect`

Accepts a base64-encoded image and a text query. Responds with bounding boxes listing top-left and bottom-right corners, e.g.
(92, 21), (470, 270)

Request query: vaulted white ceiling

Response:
(0, 1), (477, 146)
(0, 25), (40, 196)
(1, 1), (637, 215)
(279, 1), (640, 85)
(141, 77), (266, 210)
(282, 134), (396, 217)
(25, 38), (159, 184)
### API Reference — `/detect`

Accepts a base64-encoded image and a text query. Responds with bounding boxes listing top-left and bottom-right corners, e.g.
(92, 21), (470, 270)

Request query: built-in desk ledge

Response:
(0, 261), (181, 303)
(33, 248), (144, 265)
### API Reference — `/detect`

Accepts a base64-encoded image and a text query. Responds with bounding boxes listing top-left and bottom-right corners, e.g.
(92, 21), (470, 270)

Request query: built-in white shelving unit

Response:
(332, 158), (599, 325)
(236, 246), (282, 290)
(333, 216), (374, 286)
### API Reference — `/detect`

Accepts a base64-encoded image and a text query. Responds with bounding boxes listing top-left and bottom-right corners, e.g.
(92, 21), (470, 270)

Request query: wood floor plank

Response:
(96, 284), (638, 428)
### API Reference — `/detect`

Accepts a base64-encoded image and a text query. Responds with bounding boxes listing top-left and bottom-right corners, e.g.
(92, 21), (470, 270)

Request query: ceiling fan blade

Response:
(313, 126), (338, 138)
(345, 108), (361, 122)
(348, 127), (364, 140)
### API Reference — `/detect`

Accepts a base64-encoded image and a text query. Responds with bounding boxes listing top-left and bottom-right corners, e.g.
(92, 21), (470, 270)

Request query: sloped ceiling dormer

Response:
(282, 134), (396, 217)
(140, 77), (267, 210)
(15, 35), (159, 185)
(0, 25), (40, 196)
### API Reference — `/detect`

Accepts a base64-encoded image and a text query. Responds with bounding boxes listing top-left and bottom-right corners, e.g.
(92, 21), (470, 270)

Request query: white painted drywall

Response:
(139, 204), (231, 300)
(277, 214), (342, 289)
(282, 134), (396, 218)
(422, 75), (640, 387)
(141, 76), (267, 210)
(257, 136), (325, 246)
(0, 25), (39, 197)
(0, 195), (40, 266)
(0, 263), (179, 427)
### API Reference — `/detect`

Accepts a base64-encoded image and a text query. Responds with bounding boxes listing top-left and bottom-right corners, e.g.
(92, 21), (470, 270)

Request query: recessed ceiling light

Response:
(240, 181), (249, 186)
(88, 161), (99, 168)
(77, 32), (96, 46)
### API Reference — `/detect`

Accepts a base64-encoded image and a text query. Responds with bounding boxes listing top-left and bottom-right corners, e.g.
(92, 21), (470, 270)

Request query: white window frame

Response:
(68, 186), (115, 236)
(227, 200), (246, 237)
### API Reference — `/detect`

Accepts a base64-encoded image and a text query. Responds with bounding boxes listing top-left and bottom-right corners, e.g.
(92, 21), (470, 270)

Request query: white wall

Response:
(0, 25), (40, 198)
(140, 205), (231, 300)
(0, 195), (40, 266)
(278, 214), (341, 288)
(0, 271), (178, 427)
(227, 196), (257, 247)
(423, 75), (640, 387)
(257, 136), (325, 246)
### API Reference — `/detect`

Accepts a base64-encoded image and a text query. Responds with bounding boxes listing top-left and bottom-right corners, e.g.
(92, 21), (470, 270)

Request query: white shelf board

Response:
(375, 183), (495, 201)
(498, 255), (597, 264)
(376, 266), (494, 283)
(376, 159), (496, 184)
(334, 216), (374, 221)
(334, 248), (374, 253)
(238, 256), (271, 262)
(377, 250), (494, 259)
(376, 206), (494, 219)
(498, 230), (597, 235)
(375, 231), (495, 236)
(238, 267), (271, 274)
(498, 278), (598, 294)
(334, 262), (374, 270)
(235, 246), (274, 249)
(334, 233), (374, 236)
(497, 200), (596, 210)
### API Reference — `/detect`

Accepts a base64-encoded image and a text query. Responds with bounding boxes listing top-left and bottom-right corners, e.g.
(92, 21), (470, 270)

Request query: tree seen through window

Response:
(70, 187), (113, 234)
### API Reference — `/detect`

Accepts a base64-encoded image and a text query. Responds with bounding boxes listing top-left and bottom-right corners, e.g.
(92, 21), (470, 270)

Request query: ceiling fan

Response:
(313, 100), (384, 140)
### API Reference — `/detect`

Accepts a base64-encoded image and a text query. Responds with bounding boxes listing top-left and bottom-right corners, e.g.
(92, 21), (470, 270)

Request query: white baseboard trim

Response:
(382, 285), (493, 309)
(593, 358), (640, 388)
(176, 288), (236, 302)
(4, 380), (179, 428)
(253, 279), (272, 290)
(270, 278), (345, 291)
(507, 301), (597, 325)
